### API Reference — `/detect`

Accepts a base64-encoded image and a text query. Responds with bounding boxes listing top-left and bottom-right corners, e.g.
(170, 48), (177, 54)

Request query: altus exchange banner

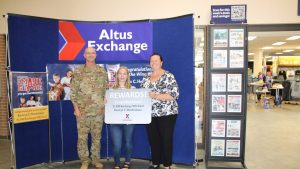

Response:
(59, 21), (153, 61)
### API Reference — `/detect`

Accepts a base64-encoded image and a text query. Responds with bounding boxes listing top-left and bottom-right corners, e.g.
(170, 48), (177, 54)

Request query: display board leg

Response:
(106, 124), (109, 161)
(241, 161), (247, 169)
(205, 160), (247, 169)
(60, 101), (64, 161)
(194, 115), (203, 168)
(9, 119), (16, 169)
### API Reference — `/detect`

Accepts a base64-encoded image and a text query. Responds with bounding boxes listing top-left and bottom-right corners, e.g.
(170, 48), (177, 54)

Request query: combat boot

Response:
(80, 161), (89, 169)
(94, 162), (104, 169)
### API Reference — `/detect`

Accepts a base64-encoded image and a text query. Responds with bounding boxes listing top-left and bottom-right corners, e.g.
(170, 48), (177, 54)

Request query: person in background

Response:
(258, 72), (266, 82)
(61, 70), (73, 100)
(257, 72), (267, 102)
(71, 47), (108, 169)
(19, 96), (27, 108)
(35, 95), (42, 106)
(141, 53), (179, 169)
(265, 72), (272, 89)
(49, 73), (64, 101)
(110, 66), (135, 169)
(26, 94), (36, 107)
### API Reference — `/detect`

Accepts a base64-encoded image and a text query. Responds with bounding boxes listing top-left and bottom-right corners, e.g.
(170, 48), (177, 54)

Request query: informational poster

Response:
(47, 64), (82, 101)
(230, 50), (244, 68)
(211, 120), (226, 137)
(46, 63), (151, 101)
(213, 29), (228, 47)
(105, 89), (151, 124)
(227, 95), (242, 112)
(212, 95), (226, 112)
(212, 74), (226, 92)
(227, 74), (242, 92)
(229, 29), (244, 47)
(226, 140), (240, 157)
(212, 50), (227, 68)
(211, 139), (225, 156)
(226, 120), (241, 138)
(11, 72), (49, 124)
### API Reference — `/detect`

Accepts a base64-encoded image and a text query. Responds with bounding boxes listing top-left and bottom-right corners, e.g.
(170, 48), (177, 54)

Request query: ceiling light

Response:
(275, 52), (283, 54)
(265, 56), (272, 58)
(248, 53), (254, 55)
(248, 36), (256, 41)
(282, 50), (294, 52)
(262, 47), (273, 49)
(286, 36), (300, 40)
(248, 60), (254, 62)
(272, 42), (286, 46)
(297, 46), (300, 49)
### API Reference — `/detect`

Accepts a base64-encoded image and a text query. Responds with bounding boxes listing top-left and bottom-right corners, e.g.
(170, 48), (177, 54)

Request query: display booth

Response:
(205, 25), (248, 169)
(6, 14), (195, 169)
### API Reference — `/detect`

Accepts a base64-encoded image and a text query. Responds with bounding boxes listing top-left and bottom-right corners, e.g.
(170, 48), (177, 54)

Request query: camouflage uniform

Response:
(71, 65), (108, 165)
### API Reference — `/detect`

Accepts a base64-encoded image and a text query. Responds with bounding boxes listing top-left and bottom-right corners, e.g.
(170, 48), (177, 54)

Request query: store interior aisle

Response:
(245, 100), (300, 169)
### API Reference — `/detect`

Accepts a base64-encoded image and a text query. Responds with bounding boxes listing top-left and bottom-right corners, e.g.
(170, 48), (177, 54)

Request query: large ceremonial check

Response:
(105, 88), (152, 124)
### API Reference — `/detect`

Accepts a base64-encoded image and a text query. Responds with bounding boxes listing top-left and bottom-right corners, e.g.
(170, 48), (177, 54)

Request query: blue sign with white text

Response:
(211, 5), (247, 24)
(59, 21), (153, 61)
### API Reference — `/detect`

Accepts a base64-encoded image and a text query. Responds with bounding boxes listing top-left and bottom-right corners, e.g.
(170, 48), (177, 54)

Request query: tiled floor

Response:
(1, 97), (300, 169)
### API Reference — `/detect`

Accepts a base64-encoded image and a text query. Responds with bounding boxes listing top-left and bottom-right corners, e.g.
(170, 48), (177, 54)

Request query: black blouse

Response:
(141, 71), (179, 117)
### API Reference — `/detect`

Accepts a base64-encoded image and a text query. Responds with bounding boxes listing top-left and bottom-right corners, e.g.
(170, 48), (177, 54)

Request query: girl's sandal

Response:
(122, 162), (131, 169)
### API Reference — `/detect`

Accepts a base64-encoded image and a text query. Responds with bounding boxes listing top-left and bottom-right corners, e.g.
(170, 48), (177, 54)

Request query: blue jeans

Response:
(110, 124), (135, 166)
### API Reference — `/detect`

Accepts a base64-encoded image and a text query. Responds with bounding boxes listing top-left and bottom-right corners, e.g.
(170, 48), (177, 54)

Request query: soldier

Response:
(71, 47), (108, 169)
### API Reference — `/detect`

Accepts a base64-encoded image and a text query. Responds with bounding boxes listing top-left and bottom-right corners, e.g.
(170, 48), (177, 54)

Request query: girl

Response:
(110, 66), (135, 169)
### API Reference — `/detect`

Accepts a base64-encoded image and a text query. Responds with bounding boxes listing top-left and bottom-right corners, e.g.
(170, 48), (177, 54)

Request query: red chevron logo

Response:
(59, 21), (85, 60)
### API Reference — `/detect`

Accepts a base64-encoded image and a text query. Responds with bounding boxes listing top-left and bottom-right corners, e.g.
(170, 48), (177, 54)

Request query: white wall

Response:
(0, 0), (300, 34)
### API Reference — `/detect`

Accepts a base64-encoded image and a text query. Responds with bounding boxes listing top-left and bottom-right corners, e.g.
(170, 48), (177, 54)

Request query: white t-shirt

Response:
(61, 77), (72, 100)
(26, 100), (36, 107)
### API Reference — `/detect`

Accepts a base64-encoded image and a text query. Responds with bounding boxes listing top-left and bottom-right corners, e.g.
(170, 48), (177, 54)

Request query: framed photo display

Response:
(211, 139), (225, 157)
(229, 29), (244, 47)
(226, 120), (241, 138)
(212, 95), (226, 112)
(226, 140), (241, 157)
(212, 50), (227, 68)
(211, 119), (226, 137)
(227, 95), (242, 112)
(212, 74), (226, 92)
(227, 74), (242, 92)
(213, 29), (228, 47)
(230, 50), (244, 68)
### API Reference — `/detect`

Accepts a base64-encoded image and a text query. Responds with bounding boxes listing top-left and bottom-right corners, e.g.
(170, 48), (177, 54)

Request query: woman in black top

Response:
(141, 53), (179, 169)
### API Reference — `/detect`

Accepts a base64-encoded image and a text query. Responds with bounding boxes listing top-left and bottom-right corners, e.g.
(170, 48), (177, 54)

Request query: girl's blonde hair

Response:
(113, 66), (131, 89)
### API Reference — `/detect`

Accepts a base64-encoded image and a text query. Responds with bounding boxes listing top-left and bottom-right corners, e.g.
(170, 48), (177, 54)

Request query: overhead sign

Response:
(59, 21), (153, 61)
(105, 89), (152, 124)
(211, 5), (247, 24)
(278, 56), (300, 66)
